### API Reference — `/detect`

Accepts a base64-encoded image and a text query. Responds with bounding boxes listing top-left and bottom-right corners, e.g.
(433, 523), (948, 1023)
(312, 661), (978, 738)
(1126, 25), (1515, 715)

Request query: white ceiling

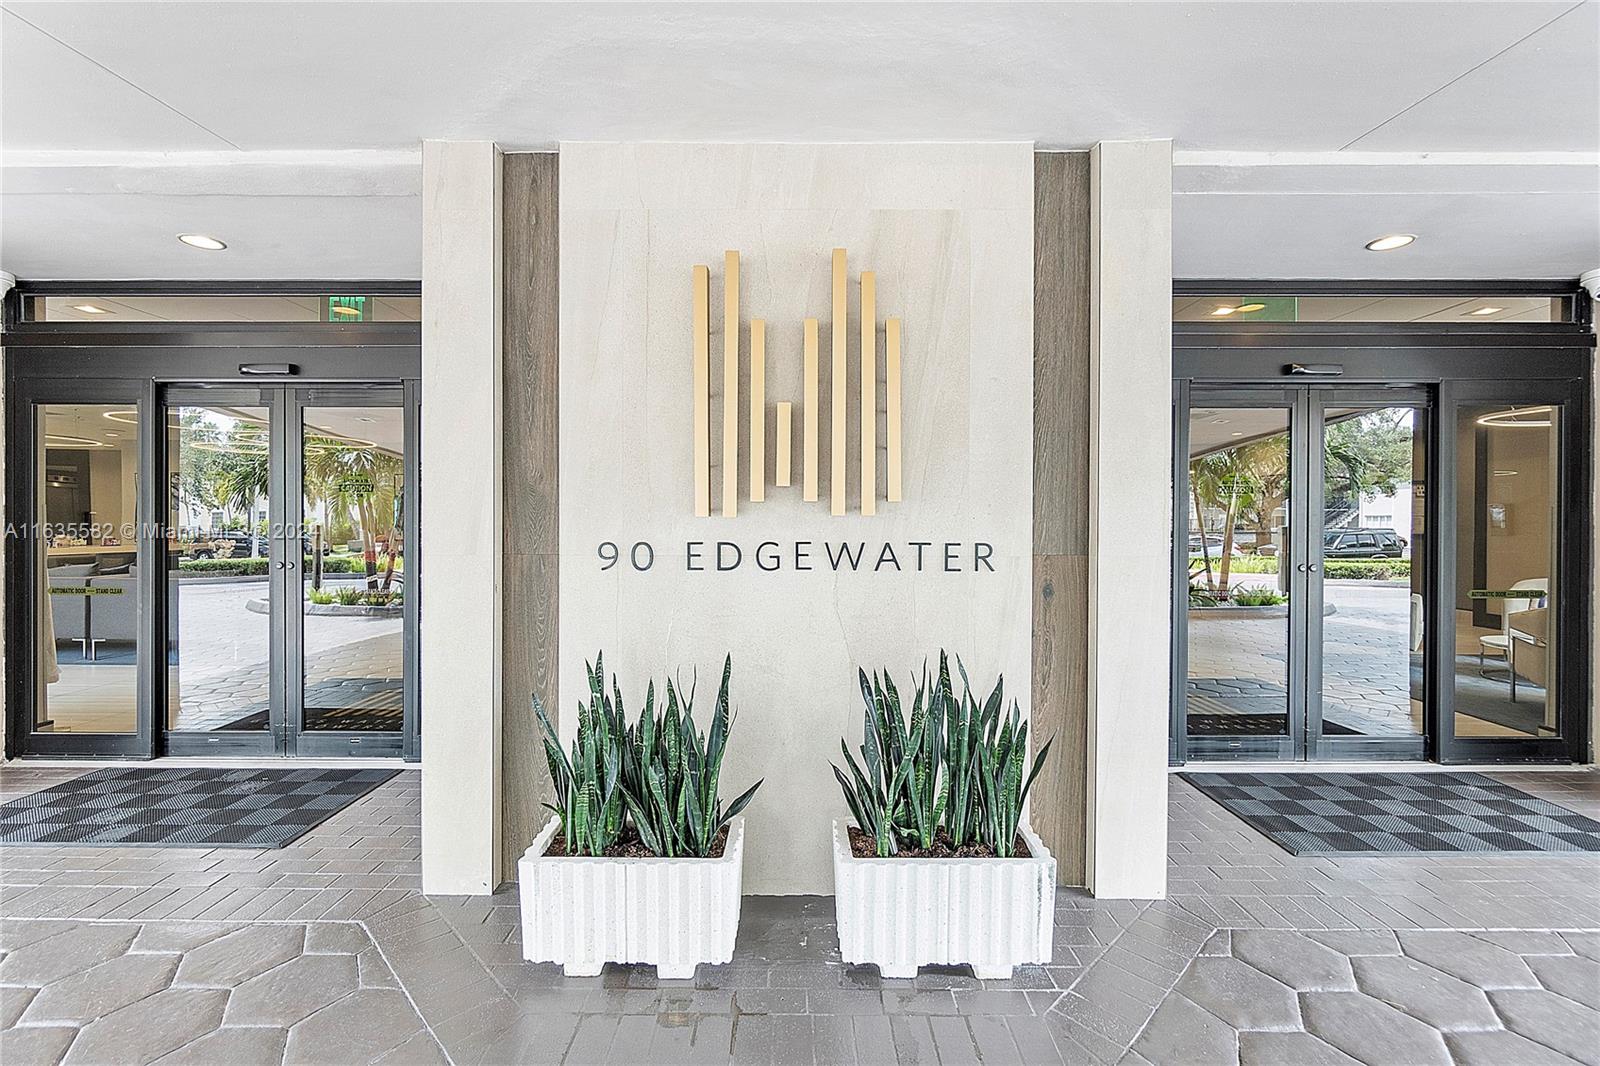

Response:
(1, 1), (1596, 281)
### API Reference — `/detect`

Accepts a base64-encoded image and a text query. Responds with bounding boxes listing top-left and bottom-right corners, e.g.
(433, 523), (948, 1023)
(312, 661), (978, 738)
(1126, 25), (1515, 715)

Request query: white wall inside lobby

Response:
(557, 143), (1035, 894)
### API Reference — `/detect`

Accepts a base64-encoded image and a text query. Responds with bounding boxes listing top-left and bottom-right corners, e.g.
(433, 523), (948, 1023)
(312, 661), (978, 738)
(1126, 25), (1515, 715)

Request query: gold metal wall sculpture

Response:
(690, 247), (903, 517)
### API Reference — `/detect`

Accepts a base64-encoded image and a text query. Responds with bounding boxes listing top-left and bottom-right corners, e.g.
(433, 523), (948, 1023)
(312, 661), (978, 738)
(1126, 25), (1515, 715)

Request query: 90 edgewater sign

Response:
(598, 540), (998, 573)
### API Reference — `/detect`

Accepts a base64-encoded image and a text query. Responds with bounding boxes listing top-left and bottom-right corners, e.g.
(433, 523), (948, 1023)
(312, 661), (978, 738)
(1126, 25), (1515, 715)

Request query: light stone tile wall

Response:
(558, 143), (1035, 894)
(420, 141), (504, 893)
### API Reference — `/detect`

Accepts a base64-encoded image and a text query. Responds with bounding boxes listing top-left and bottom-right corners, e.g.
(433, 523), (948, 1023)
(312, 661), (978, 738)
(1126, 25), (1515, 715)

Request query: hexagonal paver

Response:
(1397, 931), (1538, 990)
(1307, 930), (1399, 957)
(171, 925), (305, 989)
(1526, 953), (1600, 1007)
(282, 989), (426, 1065)
(1301, 991), (1452, 1066)
(1351, 954), (1500, 1031)
(1, 984), (38, 1028)
(1238, 1031), (1360, 1066)
(62, 987), (227, 1065)
(1129, 993), (1239, 1066)
(303, 922), (370, 955)
(1175, 956), (1300, 1031)
(128, 923), (243, 955)
(1488, 989), (1600, 1064)
(224, 953), (360, 1026)
(153, 1024), (289, 1064)
(22, 951), (180, 1026)
(0, 1024), (77, 1066)
(1445, 1028), (1589, 1066)
(1231, 931), (1355, 992)
(0, 924), (138, 987)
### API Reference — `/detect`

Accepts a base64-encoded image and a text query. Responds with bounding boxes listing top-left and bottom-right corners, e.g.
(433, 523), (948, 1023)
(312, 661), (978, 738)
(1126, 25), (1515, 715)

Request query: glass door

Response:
(1306, 390), (1429, 760)
(163, 389), (286, 755)
(1437, 381), (1585, 762)
(1180, 389), (1300, 759)
(1177, 385), (1434, 761)
(290, 390), (408, 757)
(160, 385), (411, 757)
(9, 382), (156, 757)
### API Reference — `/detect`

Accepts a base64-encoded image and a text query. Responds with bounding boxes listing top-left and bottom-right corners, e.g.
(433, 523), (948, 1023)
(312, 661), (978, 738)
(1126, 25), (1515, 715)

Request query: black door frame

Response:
(3, 284), (421, 761)
(1171, 285), (1593, 766)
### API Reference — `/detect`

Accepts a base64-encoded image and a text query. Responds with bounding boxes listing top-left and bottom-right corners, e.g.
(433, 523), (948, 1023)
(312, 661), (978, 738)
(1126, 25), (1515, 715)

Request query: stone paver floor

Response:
(2, 763), (1596, 1064)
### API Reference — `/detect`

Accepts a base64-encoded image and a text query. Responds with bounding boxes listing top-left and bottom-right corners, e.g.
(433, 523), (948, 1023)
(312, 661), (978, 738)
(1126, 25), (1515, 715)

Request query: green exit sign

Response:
(327, 295), (367, 321)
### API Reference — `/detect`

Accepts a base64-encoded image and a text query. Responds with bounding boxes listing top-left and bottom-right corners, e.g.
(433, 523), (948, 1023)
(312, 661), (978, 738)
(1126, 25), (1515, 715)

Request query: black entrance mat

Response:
(1181, 771), (1600, 856)
(0, 766), (400, 848)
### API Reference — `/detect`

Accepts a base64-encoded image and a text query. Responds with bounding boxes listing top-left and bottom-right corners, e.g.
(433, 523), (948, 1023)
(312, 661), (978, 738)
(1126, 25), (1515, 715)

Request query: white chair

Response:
(1479, 578), (1546, 681)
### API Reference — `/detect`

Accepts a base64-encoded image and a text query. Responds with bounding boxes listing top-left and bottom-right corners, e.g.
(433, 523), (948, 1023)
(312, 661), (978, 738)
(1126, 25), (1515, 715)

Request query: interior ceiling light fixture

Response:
(1477, 405), (1553, 428)
(1493, 469), (1519, 476)
(177, 233), (227, 251)
(1468, 306), (1504, 316)
(328, 305), (362, 317)
(102, 409), (141, 425)
(71, 304), (111, 315)
(1209, 305), (1237, 316)
(45, 433), (106, 449)
(1235, 303), (1267, 313)
(1365, 233), (1417, 252)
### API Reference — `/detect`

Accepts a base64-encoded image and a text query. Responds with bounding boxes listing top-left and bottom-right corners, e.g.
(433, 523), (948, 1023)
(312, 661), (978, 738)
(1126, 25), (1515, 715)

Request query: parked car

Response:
(1187, 534), (1245, 557)
(187, 530), (264, 559)
(1323, 527), (1407, 559)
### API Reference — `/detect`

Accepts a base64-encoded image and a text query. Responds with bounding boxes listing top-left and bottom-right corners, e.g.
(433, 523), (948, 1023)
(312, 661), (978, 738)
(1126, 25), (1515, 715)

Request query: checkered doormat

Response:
(0, 766), (399, 848)
(1181, 771), (1600, 856)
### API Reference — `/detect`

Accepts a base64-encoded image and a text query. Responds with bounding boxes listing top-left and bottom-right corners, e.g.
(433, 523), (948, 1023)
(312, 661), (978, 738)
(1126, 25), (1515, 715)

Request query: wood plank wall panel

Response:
(501, 152), (559, 878)
(1032, 151), (1091, 886)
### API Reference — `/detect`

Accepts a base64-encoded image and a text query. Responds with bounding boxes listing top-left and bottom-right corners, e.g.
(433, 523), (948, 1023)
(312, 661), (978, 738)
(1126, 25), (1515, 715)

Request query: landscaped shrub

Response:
(532, 653), (762, 858)
(1228, 585), (1287, 607)
(1323, 559), (1411, 580)
(834, 651), (1052, 859)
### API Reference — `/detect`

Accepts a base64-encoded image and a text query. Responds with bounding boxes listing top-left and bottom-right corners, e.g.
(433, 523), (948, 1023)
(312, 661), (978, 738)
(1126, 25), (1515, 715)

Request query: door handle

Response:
(1308, 563), (1319, 573)
(274, 561), (285, 570)
(284, 560), (295, 571)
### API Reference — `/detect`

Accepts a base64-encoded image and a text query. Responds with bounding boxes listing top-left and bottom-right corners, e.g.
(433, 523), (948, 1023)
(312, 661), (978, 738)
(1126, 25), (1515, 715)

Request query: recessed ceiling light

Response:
(177, 233), (227, 251)
(1468, 306), (1503, 316)
(1365, 233), (1417, 252)
(1492, 469), (1519, 476)
(1235, 303), (1267, 314)
(328, 305), (362, 317)
(72, 304), (111, 315)
(1209, 305), (1237, 317)
(1230, 432), (1244, 437)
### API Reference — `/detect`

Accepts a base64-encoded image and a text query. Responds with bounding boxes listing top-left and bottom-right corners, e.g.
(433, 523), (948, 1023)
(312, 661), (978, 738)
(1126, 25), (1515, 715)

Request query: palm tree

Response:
(302, 435), (403, 591)
(1189, 447), (1263, 593)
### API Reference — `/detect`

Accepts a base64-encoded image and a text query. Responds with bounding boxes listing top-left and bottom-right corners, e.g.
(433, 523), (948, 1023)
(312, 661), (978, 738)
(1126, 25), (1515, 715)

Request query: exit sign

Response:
(327, 295), (367, 321)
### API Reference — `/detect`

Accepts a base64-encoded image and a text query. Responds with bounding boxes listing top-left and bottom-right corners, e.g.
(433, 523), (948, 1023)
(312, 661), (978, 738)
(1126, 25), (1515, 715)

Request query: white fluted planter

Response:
(518, 816), (745, 979)
(832, 819), (1055, 979)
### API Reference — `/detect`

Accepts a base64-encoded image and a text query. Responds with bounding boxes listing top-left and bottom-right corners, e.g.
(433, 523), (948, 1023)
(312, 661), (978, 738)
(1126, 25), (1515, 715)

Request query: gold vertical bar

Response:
(887, 317), (903, 502)
(776, 401), (792, 487)
(692, 265), (710, 517)
(750, 319), (765, 503)
(831, 247), (847, 516)
(803, 319), (819, 501)
(722, 250), (739, 518)
(860, 271), (877, 516)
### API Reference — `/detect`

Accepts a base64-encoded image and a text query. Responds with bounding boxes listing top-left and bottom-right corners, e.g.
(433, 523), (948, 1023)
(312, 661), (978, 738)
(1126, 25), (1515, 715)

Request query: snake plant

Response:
(621, 655), (763, 858)
(834, 650), (1054, 858)
(537, 653), (761, 858)
(534, 653), (628, 856)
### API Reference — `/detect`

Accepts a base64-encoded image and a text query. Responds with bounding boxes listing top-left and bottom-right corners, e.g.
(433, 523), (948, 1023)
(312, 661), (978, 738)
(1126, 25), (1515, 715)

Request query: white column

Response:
(420, 141), (503, 894)
(1086, 140), (1172, 899)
